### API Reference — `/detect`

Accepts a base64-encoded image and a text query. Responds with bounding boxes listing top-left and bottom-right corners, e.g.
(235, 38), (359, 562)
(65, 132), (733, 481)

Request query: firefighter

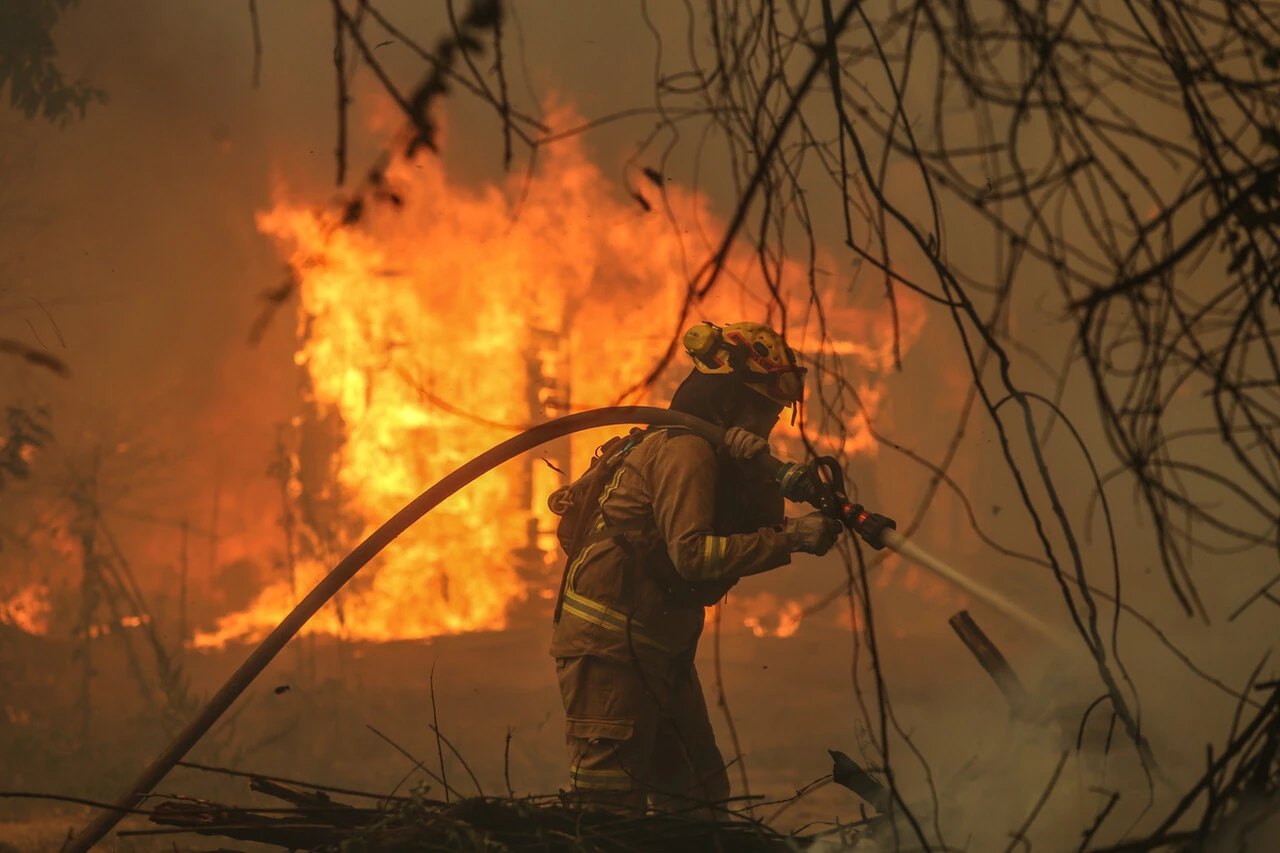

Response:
(547, 321), (843, 815)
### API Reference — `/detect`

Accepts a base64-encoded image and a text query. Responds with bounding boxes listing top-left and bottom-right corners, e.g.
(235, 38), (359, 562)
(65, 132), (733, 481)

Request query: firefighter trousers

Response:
(555, 654), (731, 815)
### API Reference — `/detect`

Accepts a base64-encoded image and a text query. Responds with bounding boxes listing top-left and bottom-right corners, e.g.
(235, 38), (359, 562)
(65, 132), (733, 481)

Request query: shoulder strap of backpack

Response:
(551, 427), (652, 624)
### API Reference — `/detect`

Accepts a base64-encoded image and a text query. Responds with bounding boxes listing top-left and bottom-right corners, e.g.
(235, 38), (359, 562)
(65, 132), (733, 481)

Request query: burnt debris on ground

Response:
(119, 775), (873, 852)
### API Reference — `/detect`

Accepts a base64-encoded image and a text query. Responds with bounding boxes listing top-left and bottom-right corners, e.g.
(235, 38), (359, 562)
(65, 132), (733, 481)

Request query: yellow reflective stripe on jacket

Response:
(702, 535), (727, 579)
(598, 462), (629, 508)
(565, 463), (627, 591)
(560, 591), (676, 655)
(570, 766), (632, 791)
(566, 531), (604, 590)
(562, 520), (675, 654)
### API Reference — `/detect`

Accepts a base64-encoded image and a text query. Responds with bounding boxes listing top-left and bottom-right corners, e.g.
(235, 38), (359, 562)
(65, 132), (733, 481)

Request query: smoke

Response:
(1, 2), (1277, 850)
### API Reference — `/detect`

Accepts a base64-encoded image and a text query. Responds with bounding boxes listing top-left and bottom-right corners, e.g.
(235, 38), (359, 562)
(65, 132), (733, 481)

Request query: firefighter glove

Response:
(723, 426), (769, 461)
(784, 512), (843, 555)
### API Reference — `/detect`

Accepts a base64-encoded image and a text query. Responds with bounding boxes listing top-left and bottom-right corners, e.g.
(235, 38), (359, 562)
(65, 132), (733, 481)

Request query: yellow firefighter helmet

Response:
(682, 321), (806, 406)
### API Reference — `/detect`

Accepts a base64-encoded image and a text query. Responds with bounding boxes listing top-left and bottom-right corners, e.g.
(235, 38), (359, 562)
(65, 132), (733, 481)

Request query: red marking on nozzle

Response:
(856, 511), (869, 528)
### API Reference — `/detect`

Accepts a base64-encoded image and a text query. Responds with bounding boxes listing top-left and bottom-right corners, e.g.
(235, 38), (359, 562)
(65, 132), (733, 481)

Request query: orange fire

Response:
(0, 584), (50, 636)
(724, 592), (817, 638)
(193, 105), (923, 648)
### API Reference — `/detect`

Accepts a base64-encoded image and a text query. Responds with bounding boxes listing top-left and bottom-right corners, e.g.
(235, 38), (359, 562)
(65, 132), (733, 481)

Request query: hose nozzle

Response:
(779, 455), (897, 550)
(844, 506), (897, 550)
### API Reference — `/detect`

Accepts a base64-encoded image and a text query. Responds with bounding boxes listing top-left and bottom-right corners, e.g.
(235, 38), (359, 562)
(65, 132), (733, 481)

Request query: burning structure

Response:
(184, 123), (924, 653)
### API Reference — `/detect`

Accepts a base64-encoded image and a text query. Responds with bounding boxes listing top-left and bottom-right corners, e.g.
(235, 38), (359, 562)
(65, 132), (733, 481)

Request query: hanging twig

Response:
(503, 727), (515, 798)
(248, 0), (263, 88)
(491, 0), (512, 170)
(333, 0), (349, 185)
(712, 602), (754, 819)
(1002, 751), (1069, 853)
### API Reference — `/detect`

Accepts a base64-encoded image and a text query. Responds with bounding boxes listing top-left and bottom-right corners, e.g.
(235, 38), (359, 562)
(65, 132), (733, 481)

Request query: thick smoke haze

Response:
(0, 2), (1276, 851)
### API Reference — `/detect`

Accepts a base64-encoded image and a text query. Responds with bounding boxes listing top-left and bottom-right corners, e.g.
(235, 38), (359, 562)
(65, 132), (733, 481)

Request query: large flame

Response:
(193, 107), (924, 649)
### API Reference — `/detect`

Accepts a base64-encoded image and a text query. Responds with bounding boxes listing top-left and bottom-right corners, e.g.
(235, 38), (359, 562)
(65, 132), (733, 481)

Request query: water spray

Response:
(66, 406), (1063, 851)
(789, 454), (1070, 650)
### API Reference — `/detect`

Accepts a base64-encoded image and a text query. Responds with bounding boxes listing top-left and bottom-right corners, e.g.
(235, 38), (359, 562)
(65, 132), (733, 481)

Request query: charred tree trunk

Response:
(948, 609), (1032, 719)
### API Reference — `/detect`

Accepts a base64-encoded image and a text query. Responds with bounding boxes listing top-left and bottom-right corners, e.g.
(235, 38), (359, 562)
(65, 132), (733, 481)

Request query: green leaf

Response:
(0, 0), (106, 124)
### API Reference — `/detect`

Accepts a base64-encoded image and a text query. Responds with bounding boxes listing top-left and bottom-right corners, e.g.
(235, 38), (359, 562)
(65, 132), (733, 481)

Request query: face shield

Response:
(742, 364), (807, 428)
(772, 366), (806, 405)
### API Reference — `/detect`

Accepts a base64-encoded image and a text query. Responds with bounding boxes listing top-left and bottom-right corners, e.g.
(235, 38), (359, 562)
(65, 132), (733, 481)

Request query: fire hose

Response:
(66, 405), (1065, 851)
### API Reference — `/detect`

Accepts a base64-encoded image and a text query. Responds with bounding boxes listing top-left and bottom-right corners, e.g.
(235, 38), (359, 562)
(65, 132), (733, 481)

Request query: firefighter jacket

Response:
(549, 428), (791, 668)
